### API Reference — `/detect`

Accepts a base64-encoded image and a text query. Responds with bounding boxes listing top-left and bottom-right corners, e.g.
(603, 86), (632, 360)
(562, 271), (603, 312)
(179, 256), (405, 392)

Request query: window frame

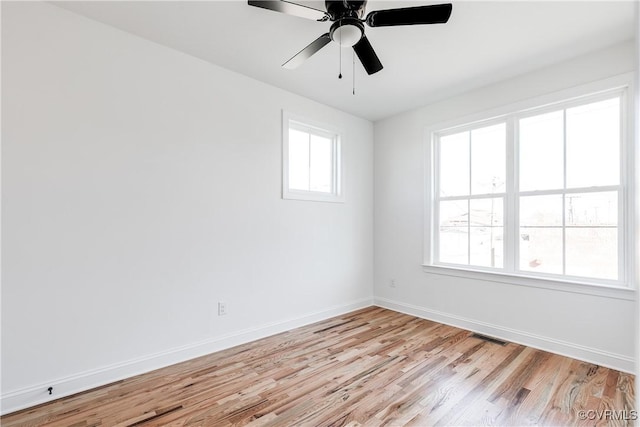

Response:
(282, 111), (344, 203)
(423, 74), (635, 298)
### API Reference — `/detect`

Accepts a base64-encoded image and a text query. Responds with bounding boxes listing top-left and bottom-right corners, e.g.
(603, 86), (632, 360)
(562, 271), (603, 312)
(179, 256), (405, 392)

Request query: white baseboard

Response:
(1, 297), (374, 416)
(374, 297), (635, 374)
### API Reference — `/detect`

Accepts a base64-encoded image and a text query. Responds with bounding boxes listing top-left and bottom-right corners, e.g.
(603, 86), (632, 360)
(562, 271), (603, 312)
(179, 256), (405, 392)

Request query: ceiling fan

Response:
(248, 0), (453, 75)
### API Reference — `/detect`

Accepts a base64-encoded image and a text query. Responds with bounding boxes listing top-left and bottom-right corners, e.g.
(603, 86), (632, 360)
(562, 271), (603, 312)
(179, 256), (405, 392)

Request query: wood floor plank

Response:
(2, 307), (635, 427)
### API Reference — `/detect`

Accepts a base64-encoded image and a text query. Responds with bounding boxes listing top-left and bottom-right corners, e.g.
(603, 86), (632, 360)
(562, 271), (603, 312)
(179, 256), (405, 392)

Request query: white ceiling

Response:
(53, 1), (635, 121)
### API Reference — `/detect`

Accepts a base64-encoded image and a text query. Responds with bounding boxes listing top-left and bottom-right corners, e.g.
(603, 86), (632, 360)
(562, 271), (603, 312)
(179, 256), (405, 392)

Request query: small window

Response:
(282, 112), (343, 202)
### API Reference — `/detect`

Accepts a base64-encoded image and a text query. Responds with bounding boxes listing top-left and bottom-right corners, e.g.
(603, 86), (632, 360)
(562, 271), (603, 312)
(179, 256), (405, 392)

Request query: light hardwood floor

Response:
(2, 307), (636, 426)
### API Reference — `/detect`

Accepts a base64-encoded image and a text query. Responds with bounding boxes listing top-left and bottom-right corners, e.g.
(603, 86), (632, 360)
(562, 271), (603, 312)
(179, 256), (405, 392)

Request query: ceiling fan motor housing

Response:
(325, 0), (367, 20)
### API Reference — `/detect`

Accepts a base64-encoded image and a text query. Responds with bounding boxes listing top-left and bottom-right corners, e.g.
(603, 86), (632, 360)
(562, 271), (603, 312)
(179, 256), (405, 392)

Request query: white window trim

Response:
(282, 111), (345, 203)
(423, 73), (636, 299)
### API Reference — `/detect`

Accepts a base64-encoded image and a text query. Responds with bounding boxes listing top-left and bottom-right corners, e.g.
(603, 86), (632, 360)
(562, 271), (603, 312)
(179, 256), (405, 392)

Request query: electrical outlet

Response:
(390, 279), (396, 288)
(218, 302), (227, 316)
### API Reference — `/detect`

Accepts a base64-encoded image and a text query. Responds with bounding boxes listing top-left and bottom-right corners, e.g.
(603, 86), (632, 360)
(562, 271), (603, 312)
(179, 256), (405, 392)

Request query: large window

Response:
(282, 112), (343, 202)
(430, 85), (631, 288)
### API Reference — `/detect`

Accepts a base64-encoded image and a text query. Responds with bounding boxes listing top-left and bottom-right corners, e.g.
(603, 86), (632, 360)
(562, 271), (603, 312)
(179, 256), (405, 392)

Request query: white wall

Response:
(374, 41), (636, 373)
(1, 2), (373, 413)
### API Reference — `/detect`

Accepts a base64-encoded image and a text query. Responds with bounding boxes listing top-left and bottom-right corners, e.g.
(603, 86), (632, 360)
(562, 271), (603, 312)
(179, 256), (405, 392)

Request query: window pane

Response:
(566, 228), (617, 280)
(566, 192), (617, 226)
(470, 198), (503, 268)
(288, 129), (309, 191)
(519, 111), (564, 191)
(520, 195), (562, 226)
(440, 132), (469, 197)
(471, 123), (506, 195)
(470, 226), (503, 268)
(439, 200), (468, 264)
(439, 227), (468, 264)
(519, 228), (563, 274)
(309, 134), (333, 193)
(470, 198), (503, 226)
(566, 98), (620, 188)
(440, 200), (468, 227)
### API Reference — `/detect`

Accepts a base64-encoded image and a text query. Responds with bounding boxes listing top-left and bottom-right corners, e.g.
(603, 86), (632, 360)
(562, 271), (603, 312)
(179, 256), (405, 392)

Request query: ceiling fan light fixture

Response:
(330, 20), (363, 47)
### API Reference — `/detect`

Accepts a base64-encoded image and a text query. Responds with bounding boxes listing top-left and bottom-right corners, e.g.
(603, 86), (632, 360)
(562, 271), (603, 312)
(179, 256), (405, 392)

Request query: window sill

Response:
(282, 190), (344, 203)
(421, 264), (635, 301)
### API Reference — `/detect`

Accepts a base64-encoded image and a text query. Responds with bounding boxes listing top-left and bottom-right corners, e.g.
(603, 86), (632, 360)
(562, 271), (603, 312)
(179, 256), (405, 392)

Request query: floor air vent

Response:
(470, 333), (508, 346)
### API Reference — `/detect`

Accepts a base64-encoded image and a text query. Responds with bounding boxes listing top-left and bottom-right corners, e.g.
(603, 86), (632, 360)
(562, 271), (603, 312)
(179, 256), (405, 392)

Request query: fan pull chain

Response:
(352, 50), (356, 95)
(338, 34), (342, 79)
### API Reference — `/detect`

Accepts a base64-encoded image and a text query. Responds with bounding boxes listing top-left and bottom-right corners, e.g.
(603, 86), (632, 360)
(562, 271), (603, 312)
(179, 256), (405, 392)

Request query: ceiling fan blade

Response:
(248, 0), (328, 21)
(353, 35), (383, 75)
(282, 33), (332, 69)
(365, 3), (452, 27)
